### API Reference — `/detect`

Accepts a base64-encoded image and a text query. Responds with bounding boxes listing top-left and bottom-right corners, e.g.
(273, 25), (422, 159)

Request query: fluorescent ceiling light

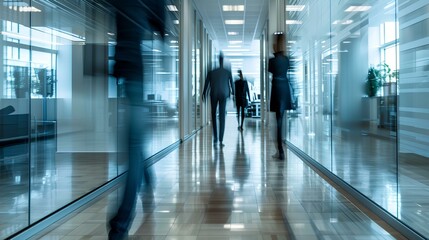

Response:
(333, 19), (353, 25)
(170, 40), (178, 44)
(229, 40), (242, 44)
(228, 32), (239, 36)
(1, 31), (62, 45)
(225, 20), (244, 25)
(345, 6), (371, 12)
(167, 5), (178, 11)
(173, 20), (179, 24)
(286, 20), (302, 25)
(8, 6), (41, 12)
(33, 27), (85, 41)
(223, 5), (244, 11)
(286, 5), (305, 11)
(222, 48), (249, 52)
(228, 45), (241, 48)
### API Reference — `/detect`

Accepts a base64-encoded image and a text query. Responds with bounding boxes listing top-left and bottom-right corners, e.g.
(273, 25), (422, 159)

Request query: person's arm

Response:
(245, 81), (251, 101)
(202, 72), (210, 101)
(229, 71), (234, 97)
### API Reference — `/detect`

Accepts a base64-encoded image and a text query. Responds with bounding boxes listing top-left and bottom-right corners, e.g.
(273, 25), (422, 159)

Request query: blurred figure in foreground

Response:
(268, 33), (291, 160)
(234, 69), (251, 131)
(202, 52), (234, 146)
(108, 0), (165, 239)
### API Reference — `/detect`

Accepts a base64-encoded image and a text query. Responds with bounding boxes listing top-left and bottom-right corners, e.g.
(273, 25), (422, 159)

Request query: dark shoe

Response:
(220, 141), (225, 147)
(108, 228), (127, 240)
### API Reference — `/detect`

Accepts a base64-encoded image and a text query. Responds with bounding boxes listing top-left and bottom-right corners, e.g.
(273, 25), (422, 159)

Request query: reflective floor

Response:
(32, 115), (404, 239)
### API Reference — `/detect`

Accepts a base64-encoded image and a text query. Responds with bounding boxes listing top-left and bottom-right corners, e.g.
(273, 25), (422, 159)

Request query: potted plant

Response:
(13, 67), (29, 98)
(366, 66), (381, 97)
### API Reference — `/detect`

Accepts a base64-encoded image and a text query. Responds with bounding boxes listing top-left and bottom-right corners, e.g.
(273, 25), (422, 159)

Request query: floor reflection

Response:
(33, 115), (402, 239)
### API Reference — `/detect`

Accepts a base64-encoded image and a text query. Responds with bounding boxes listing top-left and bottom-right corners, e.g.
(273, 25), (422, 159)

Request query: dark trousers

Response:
(210, 96), (227, 142)
(276, 110), (285, 154)
(236, 104), (245, 128)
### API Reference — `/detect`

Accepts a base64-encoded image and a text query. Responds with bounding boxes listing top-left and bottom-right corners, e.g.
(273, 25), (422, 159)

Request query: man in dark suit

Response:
(202, 52), (234, 146)
(234, 70), (251, 131)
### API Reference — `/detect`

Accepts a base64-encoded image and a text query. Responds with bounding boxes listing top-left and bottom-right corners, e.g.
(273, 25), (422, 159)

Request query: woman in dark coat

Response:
(268, 33), (291, 160)
(234, 70), (251, 131)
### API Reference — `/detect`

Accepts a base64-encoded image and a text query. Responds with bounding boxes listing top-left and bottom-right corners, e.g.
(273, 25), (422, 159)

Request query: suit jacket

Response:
(203, 67), (234, 100)
(234, 79), (251, 106)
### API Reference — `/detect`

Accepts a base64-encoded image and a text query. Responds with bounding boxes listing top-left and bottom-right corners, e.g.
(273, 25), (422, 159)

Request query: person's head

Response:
(219, 51), (224, 67)
(273, 32), (286, 53)
(237, 69), (243, 79)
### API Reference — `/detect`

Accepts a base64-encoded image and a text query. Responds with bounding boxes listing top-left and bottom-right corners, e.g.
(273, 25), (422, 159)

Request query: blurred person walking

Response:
(234, 70), (251, 131)
(108, 0), (165, 239)
(268, 33), (292, 160)
(202, 52), (234, 146)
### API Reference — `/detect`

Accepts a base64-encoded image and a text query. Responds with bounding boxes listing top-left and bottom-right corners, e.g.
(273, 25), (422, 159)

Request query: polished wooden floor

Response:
(32, 115), (405, 239)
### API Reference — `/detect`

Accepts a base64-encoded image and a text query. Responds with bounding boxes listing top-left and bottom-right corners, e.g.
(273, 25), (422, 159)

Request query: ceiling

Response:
(193, 0), (269, 55)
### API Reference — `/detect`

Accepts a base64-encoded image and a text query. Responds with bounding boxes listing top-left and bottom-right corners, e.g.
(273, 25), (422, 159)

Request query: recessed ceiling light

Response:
(286, 5), (305, 11)
(167, 5), (178, 11)
(223, 5), (245, 11)
(228, 32), (239, 36)
(286, 20), (302, 25)
(345, 6), (371, 12)
(333, 19), (353, 25)
(8, 6), (41, 12)
(225, 20), (244, 25)
(229, 40), (242, 44)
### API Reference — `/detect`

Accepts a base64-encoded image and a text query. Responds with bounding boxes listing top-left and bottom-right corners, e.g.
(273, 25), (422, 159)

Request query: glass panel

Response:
(0, 1), (31, 237)
(330, 0), (398, 217)
(398, 0), (429, 237)
(286, 0), (333, 169)
(29, 0), (118, 223)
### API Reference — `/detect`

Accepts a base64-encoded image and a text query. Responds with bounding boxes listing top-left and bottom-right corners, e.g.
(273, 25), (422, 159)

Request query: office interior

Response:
(1, 0), (429, 239)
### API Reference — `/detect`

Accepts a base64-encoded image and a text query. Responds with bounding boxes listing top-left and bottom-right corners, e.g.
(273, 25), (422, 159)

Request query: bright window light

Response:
(286, 5), (305, 11)
(345, 6), (371, 12)
(223, 5), (244, 11)
(228, 32), (239, 36)
(225, 20), (244, 25)
(167, 5), (178, 11)
(286, 20), (302, 25)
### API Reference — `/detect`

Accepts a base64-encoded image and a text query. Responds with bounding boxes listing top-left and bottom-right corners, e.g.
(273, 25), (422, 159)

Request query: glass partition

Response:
(285, 0), (429, 238)
(0, 1), (31, 235)
(397, 0), (429, 236)
(285, 1), (333, 170)
(0, 0), (181, 238)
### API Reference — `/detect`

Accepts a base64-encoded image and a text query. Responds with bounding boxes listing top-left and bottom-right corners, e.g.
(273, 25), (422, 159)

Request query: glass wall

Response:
(286, 0), (429, 238)
(0, 0), (181, 238)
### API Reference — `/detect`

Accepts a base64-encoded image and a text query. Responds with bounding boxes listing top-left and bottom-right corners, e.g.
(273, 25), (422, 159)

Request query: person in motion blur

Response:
(202, 52), (234, 146)
(108, 0), (165, 239)
(268, 32), (292, 160)
(234, 69), (251, 131)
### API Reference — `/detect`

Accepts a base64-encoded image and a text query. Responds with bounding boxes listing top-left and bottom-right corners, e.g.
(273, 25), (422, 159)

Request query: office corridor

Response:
(31, 115), (404, 239)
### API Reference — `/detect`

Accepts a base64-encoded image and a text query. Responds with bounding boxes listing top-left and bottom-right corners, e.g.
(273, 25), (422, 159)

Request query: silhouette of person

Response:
(202, 52), (234, 146)
(268, 33), (291, 160)
(108, 0), (164, 239)
(234, 70), (251, 131)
